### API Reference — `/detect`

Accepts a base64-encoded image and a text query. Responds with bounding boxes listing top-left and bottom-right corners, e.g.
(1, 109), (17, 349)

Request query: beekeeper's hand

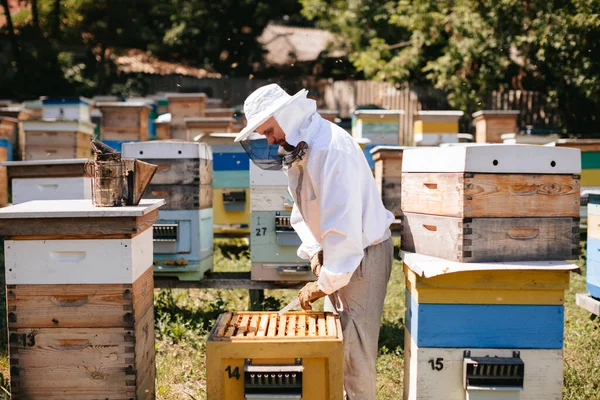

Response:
(310, 251), (323, 278)
(298, 281), (326, 311)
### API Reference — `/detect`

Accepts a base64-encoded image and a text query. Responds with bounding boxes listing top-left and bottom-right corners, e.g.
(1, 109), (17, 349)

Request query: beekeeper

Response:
(235, 84), (394, 400)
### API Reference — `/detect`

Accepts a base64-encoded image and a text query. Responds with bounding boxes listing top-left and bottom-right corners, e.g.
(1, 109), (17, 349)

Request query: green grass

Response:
(0, 238), (599, 399)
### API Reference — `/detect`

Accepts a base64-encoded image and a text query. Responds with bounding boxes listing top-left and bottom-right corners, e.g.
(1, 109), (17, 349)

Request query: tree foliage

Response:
(0, 0), (311, 99)
(301, 0), (600, 134)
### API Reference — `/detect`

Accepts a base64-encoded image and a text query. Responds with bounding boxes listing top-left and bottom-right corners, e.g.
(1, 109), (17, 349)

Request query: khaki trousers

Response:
(325, 236), (394, 400)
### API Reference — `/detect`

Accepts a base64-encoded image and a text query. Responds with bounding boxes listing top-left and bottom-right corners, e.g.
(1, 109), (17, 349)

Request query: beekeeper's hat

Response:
(234, 84), (308, 142)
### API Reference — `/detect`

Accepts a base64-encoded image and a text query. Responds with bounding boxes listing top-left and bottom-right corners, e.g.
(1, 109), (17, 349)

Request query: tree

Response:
(301, 0), (600, 134)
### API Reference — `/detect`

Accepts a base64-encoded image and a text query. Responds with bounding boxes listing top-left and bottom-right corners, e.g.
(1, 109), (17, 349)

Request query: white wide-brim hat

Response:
(234, 84), (308, 142)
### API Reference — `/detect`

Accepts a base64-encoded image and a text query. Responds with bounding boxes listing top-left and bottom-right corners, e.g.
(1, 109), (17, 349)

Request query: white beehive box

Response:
(41, 97), (91, 122)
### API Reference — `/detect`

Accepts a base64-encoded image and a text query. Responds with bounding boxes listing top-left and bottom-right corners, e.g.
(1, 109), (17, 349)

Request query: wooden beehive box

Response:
(21, 120), (93, 160)
(401, 145), (581, 262)
(207, 311), (343, 400)
(0, 116), (18, 156)
(122, 141), (213, 210)
(96, 102), (151, 141)
(5, 159), (92, 204)
(413, 110), (463, 146)
(473, 110), (520, 143)
(0, 198), (164, 399)
(167, 93), (207, 126)
(403, 252), (571, 400)
(370, 145), (412, 217)
(206, 98), (226, 109)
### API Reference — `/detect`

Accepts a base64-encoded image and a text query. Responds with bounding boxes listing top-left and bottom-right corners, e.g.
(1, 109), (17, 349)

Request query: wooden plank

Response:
(308, 315), (316, 337)
(401, 173), (580, 217)
(154, 273), (305, 290)
(236, 315), (250, 337)
(133, 304), (156, 399)
(7, 162), (89, 179)
(406, 279), (565, 305)
(403, 263), (570, 291)
(256, 314), (269, 337)
(287, 315), (296, 337)
(224, 314), (239, 337)
(401, 213), (579, 262)
(0, 209), (157, 238)
(7, 266), (153, 329)
(404, 338), (563, 400)
(326, 314), (337, 337)
(317, 316), (326, 337)
(247, 315), (260, 337)
(576, 293), (600, 317)
(0, 166), (6, 206)
(406, 291), (564, 349)
(277, 315), (286, 337)
(297, 315), (306, 337)
(9, 327), (136, 399)
(214, 313), (232, 337)
(266, 314), (277, 337)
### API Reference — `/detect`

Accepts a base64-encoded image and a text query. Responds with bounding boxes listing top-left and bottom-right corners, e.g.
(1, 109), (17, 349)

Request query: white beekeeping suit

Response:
(236, 83), (394, 400)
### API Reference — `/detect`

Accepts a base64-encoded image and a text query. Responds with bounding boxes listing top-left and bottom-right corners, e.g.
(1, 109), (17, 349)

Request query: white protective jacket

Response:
(281, 112), (395, 294)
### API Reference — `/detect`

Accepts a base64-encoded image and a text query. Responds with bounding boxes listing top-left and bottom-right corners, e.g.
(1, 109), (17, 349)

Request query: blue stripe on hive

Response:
(213, 152), (250, 171)
(405, 290), (564, 349)
(587, 259), (600, 299)
(0, 138), (13, 161)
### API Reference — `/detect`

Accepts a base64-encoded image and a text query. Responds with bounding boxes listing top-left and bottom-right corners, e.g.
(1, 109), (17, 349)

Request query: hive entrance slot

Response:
(463, 350), (525, 390)
(244, 359), (303, 398)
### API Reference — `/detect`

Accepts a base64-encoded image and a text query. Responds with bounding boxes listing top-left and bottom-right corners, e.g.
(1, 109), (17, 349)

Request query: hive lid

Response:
(209, 312), (342, 341)
(401, 144), (581, 174)
(402, 251), (578, 278)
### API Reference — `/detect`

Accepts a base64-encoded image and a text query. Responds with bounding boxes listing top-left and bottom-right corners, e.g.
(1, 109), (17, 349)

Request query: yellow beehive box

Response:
(207, 311), (343, 400)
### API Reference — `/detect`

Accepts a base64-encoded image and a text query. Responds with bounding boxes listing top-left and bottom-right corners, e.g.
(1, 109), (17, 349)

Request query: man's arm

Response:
(315, 149), (365, 295)
(290, 201), (321, 260)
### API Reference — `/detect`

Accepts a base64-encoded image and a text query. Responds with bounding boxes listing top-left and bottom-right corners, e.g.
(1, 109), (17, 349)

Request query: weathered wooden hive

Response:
(0, 198), (164, 399)
(206, 311), (343, 400)
(473, 110), (520, 143)
(401, 144), (581, 262)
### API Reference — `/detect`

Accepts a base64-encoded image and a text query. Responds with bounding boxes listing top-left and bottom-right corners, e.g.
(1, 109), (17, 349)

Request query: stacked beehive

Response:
(95, 102), (151, 152)
(413, 110), (464, 146)
(250, 161), (313, 281)
(400, 144), (581, 400)
(0, 198), (163, 399)
(351, 109), (405, 168)
(167, 93), (207, 141)
(21, 98), (94, 160)
(473, 110), (520, 143)
(122, 141), (214, 281)
(206, 311), (343, 399)
(197, 132), (250, 236)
